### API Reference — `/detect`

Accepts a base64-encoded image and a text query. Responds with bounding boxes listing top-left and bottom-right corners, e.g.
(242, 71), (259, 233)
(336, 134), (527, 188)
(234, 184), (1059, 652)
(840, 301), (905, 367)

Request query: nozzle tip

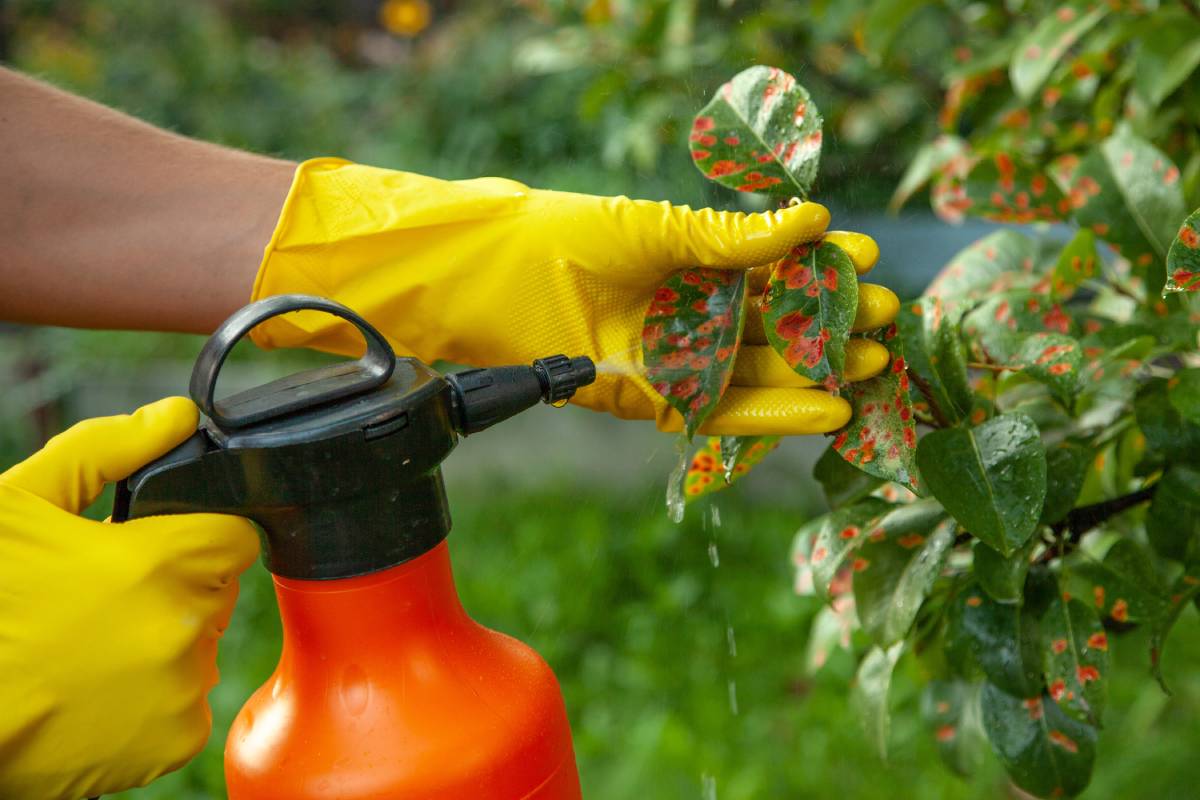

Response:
(533, 355), (596, 404)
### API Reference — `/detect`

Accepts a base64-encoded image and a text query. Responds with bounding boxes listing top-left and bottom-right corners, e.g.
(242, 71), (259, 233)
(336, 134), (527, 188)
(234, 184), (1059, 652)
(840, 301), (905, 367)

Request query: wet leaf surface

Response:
(852, 642), (906, 760)
(949, 581), (1044, 697)
(1165, 206), (1200, 293)
(921, 680), (988, 777)
(897, 296), (973, 425)
(1041, 595), (1108, 725)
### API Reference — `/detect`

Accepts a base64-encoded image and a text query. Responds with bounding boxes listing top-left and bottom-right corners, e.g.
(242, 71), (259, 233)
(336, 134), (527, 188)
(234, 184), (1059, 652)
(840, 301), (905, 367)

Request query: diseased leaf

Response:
(917, 413), (1048, 556)
(761, 240), (859, 386)
(1041, 443), (1089, 525)
(1010, 1), (1110, 100)
(853, 507), (954, 645)
(924, 230), (1038, 304)
(682, 435), (780, 502)
(1164, 206), (1200, 293)
(799, 497), (893, 601)
(897, 297), (973, 425)
(1135, 379), (1200, 466)
(1051, 228), (1101, 300)
(921, 680), (988, 777)
(889, 134), (968, 212)
(949, 582), (1044, 697)
(833, 324), (920, 491)
(643, 268), (745, 437)
(975, 541), (1032, 605)
(1168, 368), (1200, 424)
(962, 290), (1078, 345)
(690, 65), (822, 197)
(852, 642), (906, 760)
(813, 443), (883, 507)
(983, 331), (1084, 407)
(1150, 563), (1200, 691)
(1042, 595), (1108, 725)
(959, 152), (1069, 223)
(806, 600), (858, 674)
(980, 684), (1097, 799)
(1070, 539), (1171, 625)
(1145, 466), (1200, 561)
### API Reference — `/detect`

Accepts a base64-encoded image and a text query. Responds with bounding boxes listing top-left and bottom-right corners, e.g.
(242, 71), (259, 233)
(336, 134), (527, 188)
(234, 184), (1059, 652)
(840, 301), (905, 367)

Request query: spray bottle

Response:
(113, 294), (594, 799)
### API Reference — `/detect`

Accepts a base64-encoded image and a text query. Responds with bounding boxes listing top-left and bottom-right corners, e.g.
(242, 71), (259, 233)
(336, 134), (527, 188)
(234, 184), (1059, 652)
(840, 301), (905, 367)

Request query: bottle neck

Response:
(272, 540), (470, 669)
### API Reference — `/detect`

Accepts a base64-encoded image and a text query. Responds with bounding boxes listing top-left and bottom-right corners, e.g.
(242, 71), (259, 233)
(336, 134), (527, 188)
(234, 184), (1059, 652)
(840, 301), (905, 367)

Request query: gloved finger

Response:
(659, 386), (851, 436)
(742, 284), (900, 344)
(627, 198), (830, 274)
(0, 397), (198, 515)
(123, 512), (260, 589)
(731, 340), (890, 388)
(822, 231), (881, 275)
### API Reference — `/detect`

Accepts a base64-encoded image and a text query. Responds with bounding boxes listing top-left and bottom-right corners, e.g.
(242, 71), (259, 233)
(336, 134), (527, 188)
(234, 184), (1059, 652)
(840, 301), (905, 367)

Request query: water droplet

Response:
(727, 679), (739, 715)
(665, 434), (690, 524)
(701, 773), (718, 800)
(708, 541), (720, 568)
(710, 505), (722, 528)
(726, 625), (737, 658)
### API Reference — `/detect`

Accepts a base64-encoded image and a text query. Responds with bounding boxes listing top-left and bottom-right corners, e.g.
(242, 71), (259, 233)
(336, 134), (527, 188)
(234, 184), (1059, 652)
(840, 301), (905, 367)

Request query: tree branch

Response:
(907, 368), (951, 428)
(1034, 484), (1159, 563)
(1182, 0), (1200, 22)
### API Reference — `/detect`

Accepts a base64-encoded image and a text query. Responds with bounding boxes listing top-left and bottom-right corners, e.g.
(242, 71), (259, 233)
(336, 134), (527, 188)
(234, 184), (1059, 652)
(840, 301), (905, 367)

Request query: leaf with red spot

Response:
(947, 581), (1044, 696)
(806, 599), (858, 674)
(1068, 129), (1186, 294)
(1164, 206), (1200, 293)
(852, 502), (953, 645)
(997, 332), (1084, 407)
(689, 65), (823, 198)
(798, 497), (892, 602)
(761, 240), (859, 386)
(980, 683), (1097, 799)
(889, 134), (968, 213)
(682, 435), (781, 502)
(897, 296), (974, 425)
(833, 324), (920, 491)
(1009, 1), (1110, 100)
(958, 152), (1070, 224)
(1069, 539), (1171, 626)
(642, 268), (746, 437)
(1042, 595), (1108, 725)
(1150, 562), (1200, 693)
(924, 230), (1039, 304)
(1051, 228), (1101, 300)
(921, 680), (988, 777)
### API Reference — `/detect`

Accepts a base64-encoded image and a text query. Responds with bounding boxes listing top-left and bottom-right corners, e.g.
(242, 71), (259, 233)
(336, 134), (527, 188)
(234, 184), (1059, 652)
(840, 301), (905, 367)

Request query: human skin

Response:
(0, 66), (295, 333)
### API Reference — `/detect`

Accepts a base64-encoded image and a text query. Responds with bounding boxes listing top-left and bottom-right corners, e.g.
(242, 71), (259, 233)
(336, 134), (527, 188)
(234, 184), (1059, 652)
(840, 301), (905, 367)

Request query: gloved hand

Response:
(250, 159), (899, 435)
(0, 398), (259, 800)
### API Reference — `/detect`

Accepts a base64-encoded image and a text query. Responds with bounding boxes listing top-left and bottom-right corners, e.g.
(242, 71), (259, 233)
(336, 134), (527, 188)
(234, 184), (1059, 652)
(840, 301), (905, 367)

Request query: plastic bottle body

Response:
(225, 541), (580, 799)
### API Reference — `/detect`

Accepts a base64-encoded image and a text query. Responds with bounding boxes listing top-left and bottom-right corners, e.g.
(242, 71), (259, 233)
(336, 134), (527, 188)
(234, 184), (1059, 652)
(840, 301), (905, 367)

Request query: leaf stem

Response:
(906, 368), (951, 428)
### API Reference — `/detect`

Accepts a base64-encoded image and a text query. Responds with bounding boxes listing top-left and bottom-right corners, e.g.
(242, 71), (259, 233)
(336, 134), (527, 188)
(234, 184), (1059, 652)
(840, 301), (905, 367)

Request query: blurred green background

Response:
(2, 1), (1199, 798)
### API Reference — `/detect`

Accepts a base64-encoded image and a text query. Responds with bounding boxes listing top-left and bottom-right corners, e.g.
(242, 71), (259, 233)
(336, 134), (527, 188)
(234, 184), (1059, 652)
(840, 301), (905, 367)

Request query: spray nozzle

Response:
(447, 355), (596, 435)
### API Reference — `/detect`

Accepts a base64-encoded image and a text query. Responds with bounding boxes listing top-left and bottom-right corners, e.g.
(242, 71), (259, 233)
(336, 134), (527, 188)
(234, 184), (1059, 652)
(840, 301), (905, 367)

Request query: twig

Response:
(1183, 0), (1200, 22)
(1034, 484), (1159, 563)
(907, 368), (951, 429)
(968, 361), (1011, 373)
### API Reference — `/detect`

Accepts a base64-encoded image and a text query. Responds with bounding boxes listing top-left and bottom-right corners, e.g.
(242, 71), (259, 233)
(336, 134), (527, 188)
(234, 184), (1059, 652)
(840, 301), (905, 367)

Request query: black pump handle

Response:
(191, 294), (395, 429)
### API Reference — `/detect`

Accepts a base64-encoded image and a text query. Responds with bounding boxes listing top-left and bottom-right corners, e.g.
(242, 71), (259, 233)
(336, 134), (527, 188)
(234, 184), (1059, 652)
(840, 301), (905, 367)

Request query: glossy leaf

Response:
(889, 134), (967, 212)
(1070, 539), (1171, 625)
(813, 443), (883, 507)
(1040, 443), (1088, 525)
(1041, 595), (1108, 725)
(897, 297), (973, 425)
(761, 240), (859, 387)
(805, 497), (893, 602)
(959, 153), (1069, 223)
(975, 541), (1032, 605)
(921, 680), (987, 777)
(917, 413), (1048, 556)
(1051, 228), (1101, 300)
(980, 684), (1097, 799)
(1145, 466), (1200, 562)
(806, 600), (858, 674)
(1010, 2), (1109, 100)
(950, 582), (1044, 697)
(1150, 563), (1200, 691)
(962, 290), (1078, 344)
(682, 435), (780, 502)
(1169, 368), (1200, 424)
(1131, 12), (1200, 110)
(1135, 379), (1200, 466)
(1164, 206), (1200, 293)
(689, 66), (822, 198)
(990, 332), (1084, 407)
(643, 268), (745, 437)
(852, 642), (906, 760)
(924, 230), (1038, 304)
(833, 325), (919, 491)
(853, 504), (953, 645)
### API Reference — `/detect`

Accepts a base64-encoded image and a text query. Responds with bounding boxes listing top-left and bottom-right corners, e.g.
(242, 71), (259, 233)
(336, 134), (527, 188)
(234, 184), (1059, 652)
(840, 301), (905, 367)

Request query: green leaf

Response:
(949, 582), (1044, 697)
(889, 134), (967, 212)
(1042, 595), (1108, 725)
(1040, 443), (1089, 525)
(1164, 206), (1200, 294)
(980, 684), (1097, 798)
(1070, 539), (1171, 625)
(1150, 563), (1200, 691)
(921, 680), (988, 777)
(1132, 13), (1200, 109)
(1068, 129), (1186, 288)
(959, 153), (1069, 224)
(985, 332), (1084, 407)
(1051, 229), (1101, 300)
(962, 290), (1078, 344)
(1145, 466), (1200, 561)
(643, 268), (746, 437)
(1010, 1), (1109, 100)
(690, 66), (822, 198)
(862, 0), (932, 61)
(1169, 368), (1200, 424)
(924, 230), (1038, 303)
(1135, 379), (1200, 466)
(897, 297), (973, 425)
(800, 497), (893, 601)
(917, 413), (1048, 556)
(761, 240), (859, 386)
(974, 541), (1032, 605)
(853, 508), (954, 645)
(852, 642), (906, 760)
(833, 325), (919, 491)
(806, 601), (857, 674)
(813, 443), (883, 507)
(682, 435), (780, 502)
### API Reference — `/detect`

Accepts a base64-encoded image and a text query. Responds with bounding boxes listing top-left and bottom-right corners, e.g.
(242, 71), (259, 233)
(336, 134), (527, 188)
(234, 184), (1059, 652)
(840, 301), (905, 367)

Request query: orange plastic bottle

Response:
(225, 540), (581, 799)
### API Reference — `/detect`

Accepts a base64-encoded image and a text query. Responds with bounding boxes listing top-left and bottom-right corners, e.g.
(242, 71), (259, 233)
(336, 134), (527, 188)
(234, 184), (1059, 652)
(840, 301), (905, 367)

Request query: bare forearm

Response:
(0, 67), (295, 333)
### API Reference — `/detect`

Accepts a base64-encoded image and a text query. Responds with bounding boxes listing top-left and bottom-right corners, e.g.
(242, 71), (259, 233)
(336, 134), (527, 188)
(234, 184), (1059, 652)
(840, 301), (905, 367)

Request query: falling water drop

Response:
(710, 504), (721, 528)
(708, 540), (720, 568)
(726, 625), (737, 658)
(727, 679), (740, 715)
(701, 773), (718, 800)
(666, 434), (690, 523)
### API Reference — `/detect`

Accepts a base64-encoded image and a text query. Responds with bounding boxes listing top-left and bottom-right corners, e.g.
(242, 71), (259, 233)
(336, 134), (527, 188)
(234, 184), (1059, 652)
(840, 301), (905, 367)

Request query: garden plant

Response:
(647, 6), (1200, 793)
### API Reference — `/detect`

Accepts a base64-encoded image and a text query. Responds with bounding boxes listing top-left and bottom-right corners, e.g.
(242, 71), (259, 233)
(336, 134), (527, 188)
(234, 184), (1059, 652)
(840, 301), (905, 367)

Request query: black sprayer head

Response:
(112, 294), (596, 580)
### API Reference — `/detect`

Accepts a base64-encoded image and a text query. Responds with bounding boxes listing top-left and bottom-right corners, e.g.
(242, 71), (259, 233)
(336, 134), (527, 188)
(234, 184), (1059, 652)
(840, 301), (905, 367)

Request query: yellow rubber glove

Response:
(251, 159), (900, 435)
(0, 398), (259, 800)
